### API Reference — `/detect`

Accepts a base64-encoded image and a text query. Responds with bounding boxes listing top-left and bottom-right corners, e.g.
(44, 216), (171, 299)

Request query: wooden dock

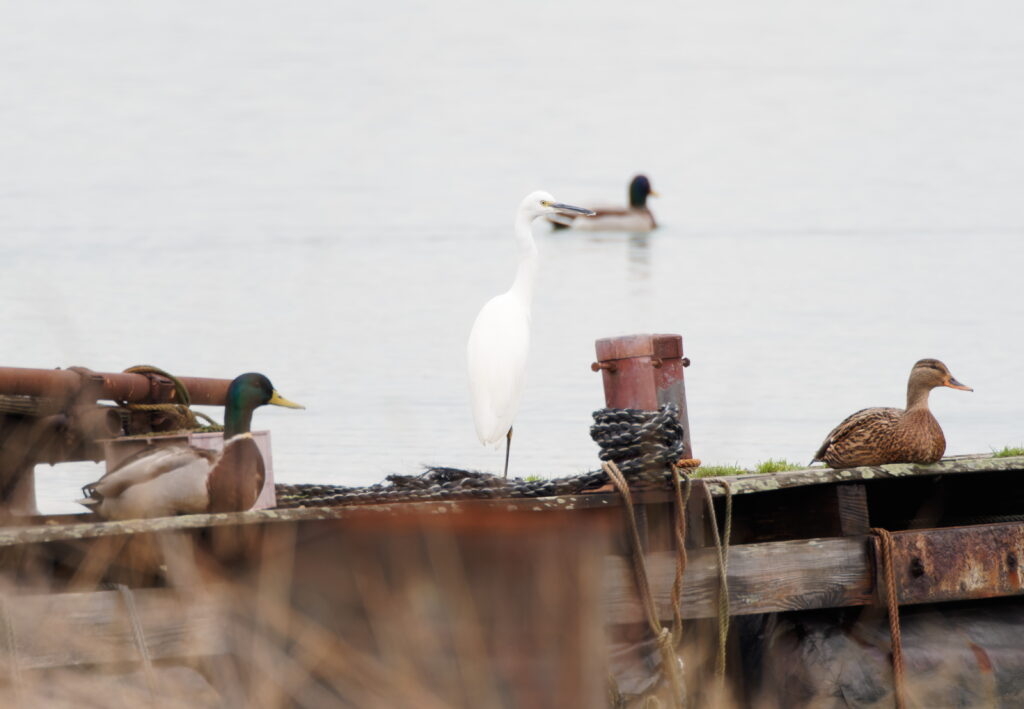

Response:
(2, 347), (1022, 705)
(0, 454), (1022, 705)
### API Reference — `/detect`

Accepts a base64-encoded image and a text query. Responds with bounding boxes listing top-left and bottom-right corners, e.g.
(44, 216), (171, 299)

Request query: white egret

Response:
(547, 175), (658, 232)
(467, 191), (595, 478)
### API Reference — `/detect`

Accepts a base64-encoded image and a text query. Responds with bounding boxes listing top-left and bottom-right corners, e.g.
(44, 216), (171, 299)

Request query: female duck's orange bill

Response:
(945, 376), (973, 392)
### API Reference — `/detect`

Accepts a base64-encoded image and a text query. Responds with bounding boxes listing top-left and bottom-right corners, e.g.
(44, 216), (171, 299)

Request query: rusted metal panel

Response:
(592, 333), (693, 457)
(0, 367), (231, 405)
(891, 523), (1024, 605)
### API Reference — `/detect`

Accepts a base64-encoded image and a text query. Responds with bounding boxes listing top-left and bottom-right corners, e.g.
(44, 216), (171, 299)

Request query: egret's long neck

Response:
(508, 212), (538, 304)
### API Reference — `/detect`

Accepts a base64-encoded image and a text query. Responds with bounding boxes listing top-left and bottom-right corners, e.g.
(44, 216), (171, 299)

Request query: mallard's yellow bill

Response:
(269, 390), (305, 409)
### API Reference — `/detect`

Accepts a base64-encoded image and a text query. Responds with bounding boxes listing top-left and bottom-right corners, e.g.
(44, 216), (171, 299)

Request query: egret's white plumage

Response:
(467, 191), (594, 476)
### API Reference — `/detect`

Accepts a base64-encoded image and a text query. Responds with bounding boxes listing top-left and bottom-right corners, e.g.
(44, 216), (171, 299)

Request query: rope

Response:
(590, 405), (686, 476)
(669, 464), (693, 647)
(870, 528), (907, 709)
(114, 584), (158, 700)
(0, 395), (40, 416)
(121, 365), (224, 433)
(0, 596), (22, 700)
(703, 480), (732, 679)
(604, 462), (685, 709)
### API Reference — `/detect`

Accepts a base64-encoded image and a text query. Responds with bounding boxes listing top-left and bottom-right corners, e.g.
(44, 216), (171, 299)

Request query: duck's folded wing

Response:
(86, 445), (217, 499)
(813, 407), (900, 461)
(588, 205), (632, 218)
(207, 435), (266, 513)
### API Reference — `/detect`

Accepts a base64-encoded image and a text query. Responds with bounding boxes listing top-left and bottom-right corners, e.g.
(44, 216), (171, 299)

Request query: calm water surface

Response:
(2, 2), (1023, 512)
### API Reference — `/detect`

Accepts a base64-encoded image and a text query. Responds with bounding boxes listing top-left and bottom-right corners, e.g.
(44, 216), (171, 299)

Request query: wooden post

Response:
(593, 333), (693, 458)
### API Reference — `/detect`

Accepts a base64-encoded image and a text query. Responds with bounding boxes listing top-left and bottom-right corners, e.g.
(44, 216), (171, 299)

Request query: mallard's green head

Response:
(629, 175), (657, 208)
(224, 372), (304, 439)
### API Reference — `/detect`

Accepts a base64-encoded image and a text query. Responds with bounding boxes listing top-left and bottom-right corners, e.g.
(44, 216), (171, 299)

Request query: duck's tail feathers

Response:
(78, 484), (102, 507)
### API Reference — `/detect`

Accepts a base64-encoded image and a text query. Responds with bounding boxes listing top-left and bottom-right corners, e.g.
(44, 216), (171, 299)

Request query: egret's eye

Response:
(540, 200), (551, 207)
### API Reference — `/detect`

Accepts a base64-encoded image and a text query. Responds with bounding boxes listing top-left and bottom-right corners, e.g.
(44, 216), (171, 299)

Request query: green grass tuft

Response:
(524, 474), (544, 482)
(693, 458), (806, 478)
(693, 464), (746, 478)
(754, 458), (804, 474)
(992, 446), (1024, 458)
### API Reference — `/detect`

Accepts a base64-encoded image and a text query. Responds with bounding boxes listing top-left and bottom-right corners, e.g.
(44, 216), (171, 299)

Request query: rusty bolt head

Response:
(591, 362), (618, 373)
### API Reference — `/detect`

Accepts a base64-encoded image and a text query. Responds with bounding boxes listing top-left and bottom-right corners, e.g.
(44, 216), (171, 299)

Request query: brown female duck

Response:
(812, 359), (972, 468)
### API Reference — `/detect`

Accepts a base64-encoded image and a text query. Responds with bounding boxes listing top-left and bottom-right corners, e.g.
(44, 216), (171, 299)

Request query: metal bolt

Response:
(591, 362), (617, 373)
(682, 357), (691, 367)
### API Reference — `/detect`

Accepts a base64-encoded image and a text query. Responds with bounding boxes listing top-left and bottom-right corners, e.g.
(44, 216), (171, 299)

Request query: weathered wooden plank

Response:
(684, 480), (708, 548)
(702, 454), (1024, 496)
(604, 536), (874, 624)
(2, 588), (225, 669)
(0, 495), (624, 548)
(833, 484), (870, 536)
(3, 454), (1022, 548)
(606, 522), (1024, 624)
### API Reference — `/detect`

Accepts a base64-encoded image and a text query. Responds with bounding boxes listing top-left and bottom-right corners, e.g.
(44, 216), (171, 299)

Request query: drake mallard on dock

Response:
(78, 373), (303, 520)
(547, 175), (658, 232)
(812, 359), (972, 469)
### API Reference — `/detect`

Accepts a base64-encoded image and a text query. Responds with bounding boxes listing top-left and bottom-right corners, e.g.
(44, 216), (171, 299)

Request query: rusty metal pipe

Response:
(0, 367), (231, 405)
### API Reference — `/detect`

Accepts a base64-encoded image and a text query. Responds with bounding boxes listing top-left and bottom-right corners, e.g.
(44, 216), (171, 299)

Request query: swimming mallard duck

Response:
(547, 175), (658, 232)
(812, 359), (972, 469)
(78, 373), (303, 520)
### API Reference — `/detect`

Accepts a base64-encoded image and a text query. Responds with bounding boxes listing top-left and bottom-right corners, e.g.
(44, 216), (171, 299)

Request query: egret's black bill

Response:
(552, 203), (596, 216)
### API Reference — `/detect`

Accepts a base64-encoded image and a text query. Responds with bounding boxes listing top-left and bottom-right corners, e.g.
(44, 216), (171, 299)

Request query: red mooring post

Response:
(592, 333), (693, 459)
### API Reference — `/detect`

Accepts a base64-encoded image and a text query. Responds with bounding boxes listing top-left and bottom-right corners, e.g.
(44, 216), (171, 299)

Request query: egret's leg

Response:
(503, 427), (513, 479)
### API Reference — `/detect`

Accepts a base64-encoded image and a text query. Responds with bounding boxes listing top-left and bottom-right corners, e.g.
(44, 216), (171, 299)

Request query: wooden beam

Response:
(0, 495), (626, 548)
(832, 484), (870, 536)
(698, 454), (1024, 497)
(1, 588), (225, 670)
(604, 522), (1024, 624)
(604, 536), (873, 624)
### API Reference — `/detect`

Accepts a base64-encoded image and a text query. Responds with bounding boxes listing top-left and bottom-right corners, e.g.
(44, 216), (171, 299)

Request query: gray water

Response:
(3, 1), (1024, 513)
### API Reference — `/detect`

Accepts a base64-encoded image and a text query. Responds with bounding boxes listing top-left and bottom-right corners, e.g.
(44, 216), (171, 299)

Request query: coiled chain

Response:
(274, 404), (685, 508)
